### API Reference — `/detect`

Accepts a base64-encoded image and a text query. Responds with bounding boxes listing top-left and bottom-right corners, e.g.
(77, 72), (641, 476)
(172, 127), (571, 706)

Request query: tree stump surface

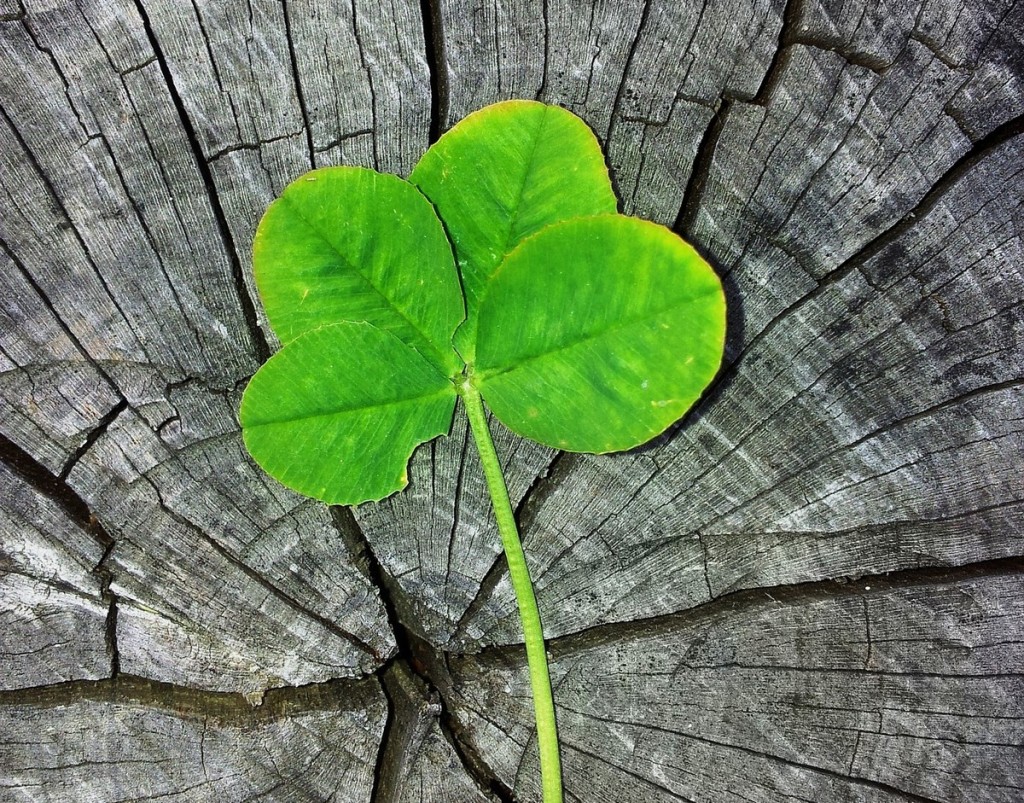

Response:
(1, 0), (1022, 800)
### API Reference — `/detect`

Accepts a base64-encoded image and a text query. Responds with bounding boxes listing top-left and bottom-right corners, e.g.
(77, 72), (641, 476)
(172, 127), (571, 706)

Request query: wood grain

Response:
(1, 0), (1021, 799)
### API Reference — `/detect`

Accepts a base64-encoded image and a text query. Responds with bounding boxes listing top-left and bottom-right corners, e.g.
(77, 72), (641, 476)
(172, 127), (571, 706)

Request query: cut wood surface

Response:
(0, 0), (1021, 801)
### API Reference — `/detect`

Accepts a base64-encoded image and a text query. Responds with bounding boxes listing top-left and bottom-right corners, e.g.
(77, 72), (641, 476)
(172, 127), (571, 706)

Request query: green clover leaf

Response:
(239, 100), (727, 803)
(410, 99), (619, 362)
(472, 214), (726, 452)
(241, 102), (724, 504)
(253, 166), (464, 376)
(241, 321), (456, 504)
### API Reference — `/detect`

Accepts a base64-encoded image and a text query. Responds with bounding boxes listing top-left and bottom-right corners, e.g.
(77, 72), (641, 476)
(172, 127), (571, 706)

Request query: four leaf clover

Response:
(240, 99), (726, 803)
(240, 100), (726, 506)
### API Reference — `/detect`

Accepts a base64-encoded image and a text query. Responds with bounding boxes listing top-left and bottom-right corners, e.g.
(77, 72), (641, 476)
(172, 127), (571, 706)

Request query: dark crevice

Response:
(280, 0), (316, 169)
(439, 711), (516, 802)
(450, 451), (577, 646)
(118, 55), (157, 77)
(0, 431), (120, 675)
(750, 0), (804, 106)
(0, 431), (111, 548)
(673, 100), (730, 237)
(330, 508), (515, 800)
(18, 12), (92, 137)
(314, 128), (374, 154)
(94, 541), (121, 677)
(696, 532), (714, 601)
(514, 451), (572, 533)
(81, 126), (208, 372)
(370, 665), (405, 803)
(450, 555), (506, 647)
(59, 398), (128, 481)
(467, 556), (1024, 665)
(536, 0), (549, 101)
(0, 673), (382, 722)
(347, 0), (378, 169)
(674, 0), (806, 237)
(787, 33), (892, 75)
(132, 0), (271, 364)
(845, 112), (1024, 271)
(0, 3), (25, 22)
(907, 30), (961, 72)
(840, 376), (1024, 453)
(419, 0), (447, 141)
(443, 425), (473, 623)
(560, 737), (698, 803)
(206, 130), (306, 163)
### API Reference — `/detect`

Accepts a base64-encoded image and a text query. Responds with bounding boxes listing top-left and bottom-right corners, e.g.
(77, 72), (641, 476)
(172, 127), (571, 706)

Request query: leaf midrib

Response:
(278, 192), (458, 373)
(245, 385), (453, 429)
(475, 287), (722, 383)
(496, 105), (550, 269)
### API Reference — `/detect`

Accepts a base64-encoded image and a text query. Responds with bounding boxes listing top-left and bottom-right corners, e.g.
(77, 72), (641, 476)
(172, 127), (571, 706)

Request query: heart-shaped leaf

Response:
(240, 322), (457, 505)
(410, 100), (617, 362)
(254, 166), (464, 376)
(472, 215), (726, 453)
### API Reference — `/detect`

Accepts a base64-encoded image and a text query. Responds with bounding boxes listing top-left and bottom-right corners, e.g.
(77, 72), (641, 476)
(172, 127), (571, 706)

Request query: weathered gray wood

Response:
(68, 398), (393, 697)
(1, 0), (1022, 800)
(376, 663), (493, 803)
(0, 676), (388, 801)
(450, 572), (1024, 802)
(0, 461), (109, 689)
(457, 4), (1024, 647)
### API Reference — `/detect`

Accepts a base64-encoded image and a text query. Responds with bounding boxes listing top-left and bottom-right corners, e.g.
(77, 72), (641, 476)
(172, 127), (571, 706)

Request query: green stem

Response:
(459, 381), (563, 803)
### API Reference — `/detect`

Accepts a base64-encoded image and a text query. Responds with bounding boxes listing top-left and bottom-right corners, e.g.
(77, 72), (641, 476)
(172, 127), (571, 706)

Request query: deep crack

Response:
(330, 508), (517, 800)
(420, 0), (448, 141)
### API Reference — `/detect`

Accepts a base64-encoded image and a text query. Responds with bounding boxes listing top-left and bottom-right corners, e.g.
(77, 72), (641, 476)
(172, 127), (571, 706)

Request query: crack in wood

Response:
(0, 431), (111, 549)
(131, 0), (270, 365)
(17, 13), (91, 137)
(673, 99), (729, 238)
(370, 665), (404, 803)
(205, 130), (307, 164)
(467, 556), (1024, 664)
(420, 0), (448, 141)
(58, 398), (128, 481)
(280, 0), (315, 170)
(339, 0), (379, 172)
(750, 0), (804, 106)
(850, 112), (1024, 271)
(331, 507), (516, 800)
(0, 673), (381, 723)
(693, 378), (1023, 537)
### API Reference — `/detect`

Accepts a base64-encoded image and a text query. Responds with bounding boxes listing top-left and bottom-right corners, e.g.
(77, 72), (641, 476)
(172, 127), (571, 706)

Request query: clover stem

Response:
(460, 382), (563, 803)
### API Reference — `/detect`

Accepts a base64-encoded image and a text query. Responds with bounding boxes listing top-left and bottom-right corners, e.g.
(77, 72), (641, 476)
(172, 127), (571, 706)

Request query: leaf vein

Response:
(476, 287), (722, 382)
(245, 386), (453, 429)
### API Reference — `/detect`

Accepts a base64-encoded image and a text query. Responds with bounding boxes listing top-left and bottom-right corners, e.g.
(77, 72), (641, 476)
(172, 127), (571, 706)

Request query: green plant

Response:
(240, 100), (726, 802)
